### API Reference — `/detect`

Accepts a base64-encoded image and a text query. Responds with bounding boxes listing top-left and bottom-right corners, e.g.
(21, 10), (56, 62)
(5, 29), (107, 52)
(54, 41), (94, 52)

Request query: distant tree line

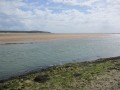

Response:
(0, 31), (51, 33)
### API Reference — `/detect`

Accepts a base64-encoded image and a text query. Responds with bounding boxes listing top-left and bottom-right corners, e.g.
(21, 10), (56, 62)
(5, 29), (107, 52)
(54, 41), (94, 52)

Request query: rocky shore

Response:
(0, 56), (120, 90)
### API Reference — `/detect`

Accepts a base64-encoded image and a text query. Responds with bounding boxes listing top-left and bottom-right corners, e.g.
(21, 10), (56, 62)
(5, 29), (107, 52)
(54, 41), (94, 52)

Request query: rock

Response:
(34, 75), (50, 83)
(65, 65), (71, 68)
(73, 73), (81, 77)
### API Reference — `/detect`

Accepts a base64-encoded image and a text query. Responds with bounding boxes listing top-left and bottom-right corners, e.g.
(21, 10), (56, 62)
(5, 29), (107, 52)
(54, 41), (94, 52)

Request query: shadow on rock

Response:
(34, 75), (50, 83)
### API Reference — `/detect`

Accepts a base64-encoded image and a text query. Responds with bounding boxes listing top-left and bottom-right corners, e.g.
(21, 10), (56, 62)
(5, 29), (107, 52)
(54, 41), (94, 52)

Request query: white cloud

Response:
(51, 0), (98, 6)
(0, 0), (120, 33)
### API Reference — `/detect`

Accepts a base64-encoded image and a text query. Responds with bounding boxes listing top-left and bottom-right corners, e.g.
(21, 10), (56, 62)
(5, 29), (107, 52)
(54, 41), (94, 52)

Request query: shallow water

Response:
(0, 35), (120, 80)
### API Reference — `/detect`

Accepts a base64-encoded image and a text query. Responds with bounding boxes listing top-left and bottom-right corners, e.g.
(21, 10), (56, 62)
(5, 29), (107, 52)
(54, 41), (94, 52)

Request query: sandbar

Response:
(0, 33), (110, 43)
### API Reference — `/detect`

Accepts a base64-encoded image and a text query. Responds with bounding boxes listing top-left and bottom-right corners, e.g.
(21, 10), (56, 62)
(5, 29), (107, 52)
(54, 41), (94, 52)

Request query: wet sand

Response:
(0, 33), (110, 43)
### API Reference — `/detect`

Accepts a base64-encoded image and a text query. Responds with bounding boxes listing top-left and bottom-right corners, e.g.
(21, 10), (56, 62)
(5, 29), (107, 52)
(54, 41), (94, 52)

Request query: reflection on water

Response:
(0, 36), (120, 80)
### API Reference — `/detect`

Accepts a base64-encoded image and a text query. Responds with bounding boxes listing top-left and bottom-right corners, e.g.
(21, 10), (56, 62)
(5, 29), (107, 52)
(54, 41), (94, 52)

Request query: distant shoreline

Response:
(0, 31), (51, 33)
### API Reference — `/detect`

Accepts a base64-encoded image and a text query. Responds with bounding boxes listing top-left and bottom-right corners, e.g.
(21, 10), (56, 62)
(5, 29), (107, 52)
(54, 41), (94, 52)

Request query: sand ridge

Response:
(0, 33), (110, 43)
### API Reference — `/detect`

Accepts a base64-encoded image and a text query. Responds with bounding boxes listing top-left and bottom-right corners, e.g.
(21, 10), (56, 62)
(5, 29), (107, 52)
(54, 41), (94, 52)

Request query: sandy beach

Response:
(0, 33), (110, 43)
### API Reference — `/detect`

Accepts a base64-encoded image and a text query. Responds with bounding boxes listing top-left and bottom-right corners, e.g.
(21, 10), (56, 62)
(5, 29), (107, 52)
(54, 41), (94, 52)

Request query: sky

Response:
(0, 0), (120, 33)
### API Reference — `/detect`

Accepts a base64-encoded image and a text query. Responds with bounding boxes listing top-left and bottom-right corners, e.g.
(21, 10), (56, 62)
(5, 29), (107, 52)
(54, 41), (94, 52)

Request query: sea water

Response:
(0, 35), (120, 80)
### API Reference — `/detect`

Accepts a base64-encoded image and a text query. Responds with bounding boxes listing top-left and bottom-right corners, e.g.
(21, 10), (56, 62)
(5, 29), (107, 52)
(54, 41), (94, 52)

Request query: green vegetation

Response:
(0, 57), (120, 90)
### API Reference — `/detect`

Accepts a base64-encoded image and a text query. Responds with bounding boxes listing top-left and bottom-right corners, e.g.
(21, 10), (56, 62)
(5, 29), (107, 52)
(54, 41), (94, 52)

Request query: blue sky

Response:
(0, 0), (120, 33)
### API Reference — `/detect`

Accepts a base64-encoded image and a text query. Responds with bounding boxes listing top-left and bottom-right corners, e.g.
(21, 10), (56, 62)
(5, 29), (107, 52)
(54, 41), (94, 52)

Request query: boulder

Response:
(73, 73), (81, 77)
(34, 75), (50, 83)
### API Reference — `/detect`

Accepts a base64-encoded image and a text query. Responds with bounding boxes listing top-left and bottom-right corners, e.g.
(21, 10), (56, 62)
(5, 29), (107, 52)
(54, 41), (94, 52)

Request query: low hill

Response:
(0, 31), (51, 33)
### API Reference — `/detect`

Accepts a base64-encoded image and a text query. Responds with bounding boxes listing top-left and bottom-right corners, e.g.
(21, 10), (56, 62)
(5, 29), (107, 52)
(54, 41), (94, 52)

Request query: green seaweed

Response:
(0, 57), (119, 90)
